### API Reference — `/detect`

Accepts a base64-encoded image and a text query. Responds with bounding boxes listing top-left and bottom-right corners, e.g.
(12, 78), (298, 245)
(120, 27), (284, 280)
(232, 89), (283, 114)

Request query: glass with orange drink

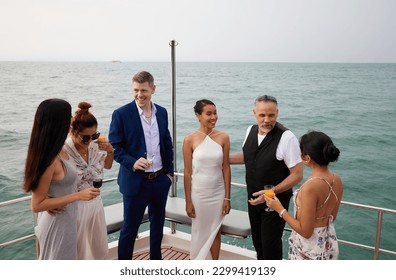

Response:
(263, 185), (275, 212)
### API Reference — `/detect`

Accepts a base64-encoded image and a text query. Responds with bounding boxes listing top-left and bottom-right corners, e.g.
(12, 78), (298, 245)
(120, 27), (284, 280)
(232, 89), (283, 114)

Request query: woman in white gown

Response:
(64, 102), (114, 259)
(183, 99), (231, 260)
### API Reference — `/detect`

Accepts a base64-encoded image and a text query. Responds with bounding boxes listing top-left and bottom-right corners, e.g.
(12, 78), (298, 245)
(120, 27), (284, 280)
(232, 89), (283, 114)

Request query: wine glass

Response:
(147, 154), (155, 164)
(263, 185), (275, 212)
(92, 172), (103, 189)
(146, 154), (155, 170)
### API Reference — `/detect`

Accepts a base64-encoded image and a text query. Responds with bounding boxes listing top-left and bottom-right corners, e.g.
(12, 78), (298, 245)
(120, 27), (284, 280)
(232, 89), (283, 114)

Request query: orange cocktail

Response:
(264, 189), (275, 199)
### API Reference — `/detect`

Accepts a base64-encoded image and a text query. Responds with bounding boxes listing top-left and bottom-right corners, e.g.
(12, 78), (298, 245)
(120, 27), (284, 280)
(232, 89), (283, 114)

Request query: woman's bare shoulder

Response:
(183, 131), (196, 141)
(213, 130), (229, 139)
(299, 178), (324, 197)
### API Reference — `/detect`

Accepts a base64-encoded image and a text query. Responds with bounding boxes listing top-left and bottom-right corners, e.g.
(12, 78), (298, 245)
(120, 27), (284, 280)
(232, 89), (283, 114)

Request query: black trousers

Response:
(248, 193), (291, 260)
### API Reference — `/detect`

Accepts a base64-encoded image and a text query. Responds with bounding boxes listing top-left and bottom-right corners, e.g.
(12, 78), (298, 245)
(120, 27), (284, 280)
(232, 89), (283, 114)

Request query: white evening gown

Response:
(190, 133), (225, 259)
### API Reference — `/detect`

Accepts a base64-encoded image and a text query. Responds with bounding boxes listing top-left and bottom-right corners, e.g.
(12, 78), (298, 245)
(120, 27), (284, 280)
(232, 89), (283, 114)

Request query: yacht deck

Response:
(133, 246), (190, 260)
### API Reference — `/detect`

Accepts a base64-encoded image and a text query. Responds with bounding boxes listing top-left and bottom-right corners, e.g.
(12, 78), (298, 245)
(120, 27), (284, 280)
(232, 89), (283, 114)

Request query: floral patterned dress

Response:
(64, 137), (108, 259)
(288, 176), (339, 260)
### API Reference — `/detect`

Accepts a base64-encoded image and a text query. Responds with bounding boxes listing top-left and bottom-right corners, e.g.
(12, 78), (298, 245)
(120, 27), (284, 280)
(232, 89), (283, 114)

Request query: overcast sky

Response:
(1, 0), (395, 62)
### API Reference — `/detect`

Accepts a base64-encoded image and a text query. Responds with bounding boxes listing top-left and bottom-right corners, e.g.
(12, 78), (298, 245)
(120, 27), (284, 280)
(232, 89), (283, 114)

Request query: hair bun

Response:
(323, 143), (340, 162)
(76, 101), (92, 114)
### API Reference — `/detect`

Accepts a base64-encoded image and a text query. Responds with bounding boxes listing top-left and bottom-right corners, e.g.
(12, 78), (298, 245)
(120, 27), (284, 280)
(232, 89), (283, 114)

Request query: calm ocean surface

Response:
(0, 62), (395, 260)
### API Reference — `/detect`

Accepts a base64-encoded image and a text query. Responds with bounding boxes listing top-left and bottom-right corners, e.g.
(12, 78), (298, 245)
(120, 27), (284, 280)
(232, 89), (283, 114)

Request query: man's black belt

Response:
(143, 169), (163, 180)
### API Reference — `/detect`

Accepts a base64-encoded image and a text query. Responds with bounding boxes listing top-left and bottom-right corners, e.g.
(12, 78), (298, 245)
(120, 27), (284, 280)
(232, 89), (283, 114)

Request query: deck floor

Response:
(133, 246), (190, 260)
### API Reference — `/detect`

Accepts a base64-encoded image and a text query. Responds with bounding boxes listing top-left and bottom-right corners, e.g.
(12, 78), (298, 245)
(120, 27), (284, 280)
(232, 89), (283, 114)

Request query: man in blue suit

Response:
(109, 71), (174, 260)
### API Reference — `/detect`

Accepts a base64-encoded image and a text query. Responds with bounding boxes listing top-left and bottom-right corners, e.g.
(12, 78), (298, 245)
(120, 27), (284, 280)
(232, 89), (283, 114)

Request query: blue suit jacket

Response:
(109, 101), (174, 196)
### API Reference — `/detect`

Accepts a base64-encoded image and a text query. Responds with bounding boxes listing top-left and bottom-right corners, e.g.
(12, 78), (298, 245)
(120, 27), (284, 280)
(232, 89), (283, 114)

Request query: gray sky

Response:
(1, 0), (395, 62)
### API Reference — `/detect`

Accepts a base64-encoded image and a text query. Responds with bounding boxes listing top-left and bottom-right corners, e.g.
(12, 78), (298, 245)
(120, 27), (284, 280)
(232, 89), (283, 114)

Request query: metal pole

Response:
(374, 211), (383, 260)
(169, 40), (178, 235)
(169, 40), (178, 198)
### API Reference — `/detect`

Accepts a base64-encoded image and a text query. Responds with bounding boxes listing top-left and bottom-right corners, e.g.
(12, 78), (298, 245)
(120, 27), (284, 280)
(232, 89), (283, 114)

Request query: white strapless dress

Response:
(190, 134), (225, 259)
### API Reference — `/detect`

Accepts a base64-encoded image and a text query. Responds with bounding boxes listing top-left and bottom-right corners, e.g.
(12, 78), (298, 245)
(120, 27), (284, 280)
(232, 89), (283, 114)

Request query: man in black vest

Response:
(230, 95), (303, 260)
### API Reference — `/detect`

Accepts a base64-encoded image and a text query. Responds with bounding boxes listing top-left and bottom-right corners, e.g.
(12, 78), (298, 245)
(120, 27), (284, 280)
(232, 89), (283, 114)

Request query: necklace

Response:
(144, 114), (152, 125)
(78, 149), (88, 157)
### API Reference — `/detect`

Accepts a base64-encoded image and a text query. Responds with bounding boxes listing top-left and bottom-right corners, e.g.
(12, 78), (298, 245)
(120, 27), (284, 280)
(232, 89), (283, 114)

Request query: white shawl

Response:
(64, 137), (106, 191)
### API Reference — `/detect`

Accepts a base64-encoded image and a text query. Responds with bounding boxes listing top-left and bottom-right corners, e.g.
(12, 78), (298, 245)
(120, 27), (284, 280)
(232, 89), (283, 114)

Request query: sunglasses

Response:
(79, 132), (100, 143)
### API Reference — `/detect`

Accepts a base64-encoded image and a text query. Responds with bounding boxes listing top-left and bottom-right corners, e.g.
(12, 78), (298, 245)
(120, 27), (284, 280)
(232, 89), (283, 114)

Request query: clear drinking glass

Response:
(92, 172), (103, 189)
(147, 154), (155, 169)
(263, 185), (275, 212)
(147, 154), (155, 163)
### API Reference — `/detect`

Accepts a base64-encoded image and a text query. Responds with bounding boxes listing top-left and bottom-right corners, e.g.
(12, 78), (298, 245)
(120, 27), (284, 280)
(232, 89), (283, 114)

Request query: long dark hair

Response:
(23, 99), (72, 192)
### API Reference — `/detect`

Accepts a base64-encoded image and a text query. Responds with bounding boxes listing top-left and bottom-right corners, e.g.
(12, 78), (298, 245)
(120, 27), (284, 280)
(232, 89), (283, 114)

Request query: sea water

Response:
(0, 62), (395, 259)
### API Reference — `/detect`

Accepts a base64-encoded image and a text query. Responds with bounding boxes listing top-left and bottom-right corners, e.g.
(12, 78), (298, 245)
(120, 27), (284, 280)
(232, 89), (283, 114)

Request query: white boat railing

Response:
(1, 175), (396, 260)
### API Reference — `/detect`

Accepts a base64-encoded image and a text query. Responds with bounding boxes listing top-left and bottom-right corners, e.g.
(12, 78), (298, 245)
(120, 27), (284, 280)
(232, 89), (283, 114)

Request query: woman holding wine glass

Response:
(24, 99), (100, 260)
(64, 101), (114, 259)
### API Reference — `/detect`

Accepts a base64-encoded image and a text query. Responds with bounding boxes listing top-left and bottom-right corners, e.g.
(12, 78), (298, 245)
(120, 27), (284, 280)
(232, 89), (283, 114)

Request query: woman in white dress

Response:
(250, 131), (343, 260)
(183, 99), (231, 260)
(64, 102), (114, 260)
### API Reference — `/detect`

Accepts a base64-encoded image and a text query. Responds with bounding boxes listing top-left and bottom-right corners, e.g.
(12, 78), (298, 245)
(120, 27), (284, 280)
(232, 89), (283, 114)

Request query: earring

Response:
(302, 154), (310, 163)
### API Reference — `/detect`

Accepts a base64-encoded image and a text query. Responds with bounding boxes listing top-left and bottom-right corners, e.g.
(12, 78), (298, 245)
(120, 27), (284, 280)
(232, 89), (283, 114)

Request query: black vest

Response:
(243, 123), (292, 198)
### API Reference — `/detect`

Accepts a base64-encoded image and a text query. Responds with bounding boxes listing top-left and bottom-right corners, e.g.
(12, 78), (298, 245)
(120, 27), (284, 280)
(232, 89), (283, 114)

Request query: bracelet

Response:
(279, 209), (287, 218)
(224, 198), (231, 201)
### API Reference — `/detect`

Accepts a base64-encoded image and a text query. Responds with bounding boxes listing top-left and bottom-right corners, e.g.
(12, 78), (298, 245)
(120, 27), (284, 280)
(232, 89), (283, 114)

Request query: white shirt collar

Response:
(135, 102), (157, 116)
